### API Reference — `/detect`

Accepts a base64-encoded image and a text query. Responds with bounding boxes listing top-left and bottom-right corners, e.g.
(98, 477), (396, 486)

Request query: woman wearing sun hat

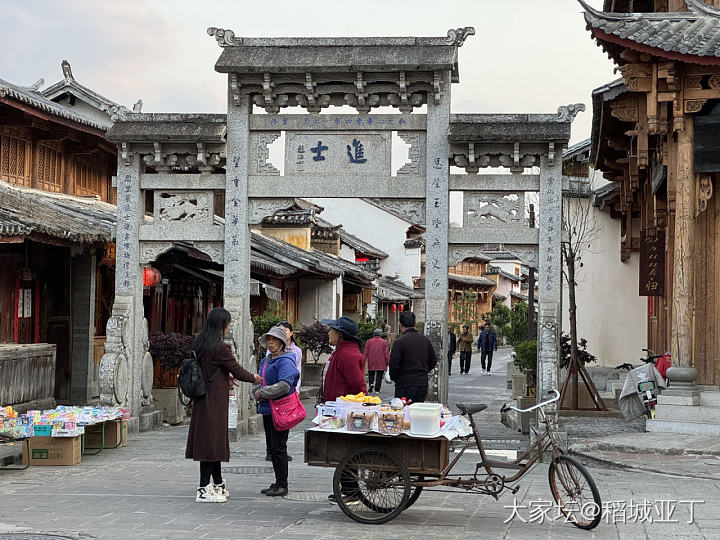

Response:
(320, 316), (366, 403)
(254, 325), (300, 497)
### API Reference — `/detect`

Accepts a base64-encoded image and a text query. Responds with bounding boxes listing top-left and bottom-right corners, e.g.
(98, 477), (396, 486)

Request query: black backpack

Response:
(178, 350), (221, 405)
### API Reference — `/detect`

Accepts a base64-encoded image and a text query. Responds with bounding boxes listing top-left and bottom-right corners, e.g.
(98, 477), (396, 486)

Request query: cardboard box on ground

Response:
(23, 436), (81, 466)
(84, 420), (128, 449)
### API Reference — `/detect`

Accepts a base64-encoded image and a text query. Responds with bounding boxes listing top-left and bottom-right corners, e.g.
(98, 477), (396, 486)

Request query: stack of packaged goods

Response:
(1, 407), (34, 439)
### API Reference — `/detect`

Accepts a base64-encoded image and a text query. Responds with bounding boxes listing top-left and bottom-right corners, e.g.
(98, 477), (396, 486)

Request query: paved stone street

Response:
(1, 349), (719, 539)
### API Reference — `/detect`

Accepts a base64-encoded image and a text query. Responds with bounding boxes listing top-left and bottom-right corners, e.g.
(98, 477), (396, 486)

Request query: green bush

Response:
(514, 339), (537, 385)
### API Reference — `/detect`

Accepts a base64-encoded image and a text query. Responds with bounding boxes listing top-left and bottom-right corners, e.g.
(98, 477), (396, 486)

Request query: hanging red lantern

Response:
(399, 304), (404, 312)
(390, 304), (397, 312)
(143, 267), (161, 287)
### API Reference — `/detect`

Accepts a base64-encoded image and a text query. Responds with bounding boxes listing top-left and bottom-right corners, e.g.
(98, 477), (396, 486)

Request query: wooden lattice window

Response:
(0, 130), (31, 187)
(75, 160), (104, 197)
(37, 143), (63, 192)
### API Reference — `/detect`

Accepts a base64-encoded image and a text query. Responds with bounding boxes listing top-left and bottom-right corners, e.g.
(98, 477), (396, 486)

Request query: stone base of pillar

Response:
(139, 410), (162, 432)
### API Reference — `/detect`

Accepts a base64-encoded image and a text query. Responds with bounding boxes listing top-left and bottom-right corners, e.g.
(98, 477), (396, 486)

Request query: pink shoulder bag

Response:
(262, 361), (306, 431)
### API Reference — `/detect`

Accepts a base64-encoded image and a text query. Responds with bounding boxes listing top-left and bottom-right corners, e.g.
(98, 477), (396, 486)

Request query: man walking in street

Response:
(457, 325), (474, 374)
(388, 311), (437, 403)
(447, 328), (457, 375)
(477, 323), (498, 375)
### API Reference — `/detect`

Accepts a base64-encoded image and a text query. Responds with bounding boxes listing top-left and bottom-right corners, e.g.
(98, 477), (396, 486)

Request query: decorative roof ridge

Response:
(579, 0), (700, 21)
(0, 78), (110, 131)
(207, 27), (474, 48)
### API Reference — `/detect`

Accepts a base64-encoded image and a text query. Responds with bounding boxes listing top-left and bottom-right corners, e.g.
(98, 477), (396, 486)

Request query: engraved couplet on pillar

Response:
(639, 230), (665, 296)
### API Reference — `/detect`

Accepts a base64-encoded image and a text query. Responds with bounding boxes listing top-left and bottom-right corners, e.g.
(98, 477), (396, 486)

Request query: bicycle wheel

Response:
(548, 455), (601, 530)
(405, 475), (424, 509)
(332, 447), (411, 525)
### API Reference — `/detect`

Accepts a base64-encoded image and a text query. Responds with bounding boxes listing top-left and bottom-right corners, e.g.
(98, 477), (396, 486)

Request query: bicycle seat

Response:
(456, 402), (488, 415)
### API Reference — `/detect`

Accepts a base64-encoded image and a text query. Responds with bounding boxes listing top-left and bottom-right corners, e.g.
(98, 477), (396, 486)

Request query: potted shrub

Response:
(513, 339), (537, 397)
(149, 332), (193, 388)
(296, 320), (334, 387)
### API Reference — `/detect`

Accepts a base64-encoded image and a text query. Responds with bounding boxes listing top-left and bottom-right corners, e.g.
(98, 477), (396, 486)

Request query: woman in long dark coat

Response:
(185, 307), (260, 503)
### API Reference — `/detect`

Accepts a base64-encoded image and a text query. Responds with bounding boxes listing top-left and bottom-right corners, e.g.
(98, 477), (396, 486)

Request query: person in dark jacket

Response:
(185, 308), (261, 503)
(320, 317), (366, 402)
(389, 311), (438, 403)
(255, 325), (300, 497)
(364, 328), (390, 393)
(447, 329), (457, 375)
(477, 323), (498, 375)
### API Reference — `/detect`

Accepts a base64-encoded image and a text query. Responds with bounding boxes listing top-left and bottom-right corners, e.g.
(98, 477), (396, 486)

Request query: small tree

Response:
(514, 339), (537, 388)
(559, 333), (597, 369)
(562, 173), (602, 409)
(296, 320), (333, 363)
(484, 301), (529, 347)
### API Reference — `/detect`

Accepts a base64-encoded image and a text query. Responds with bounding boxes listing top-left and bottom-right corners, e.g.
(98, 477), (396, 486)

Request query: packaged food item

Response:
(346, 411), (375, 432)
(377, 410), (404, 435)
(318, 415), (346, 429)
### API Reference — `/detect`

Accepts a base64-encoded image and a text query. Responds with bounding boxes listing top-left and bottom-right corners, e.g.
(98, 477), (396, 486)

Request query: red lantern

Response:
(143, 267), (161, 287)
(390, 304), (397, 312)
(399, 304), (404, 312)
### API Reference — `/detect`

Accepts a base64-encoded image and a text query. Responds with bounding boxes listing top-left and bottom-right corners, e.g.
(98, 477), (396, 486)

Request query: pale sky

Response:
(1, 0), (612, 144)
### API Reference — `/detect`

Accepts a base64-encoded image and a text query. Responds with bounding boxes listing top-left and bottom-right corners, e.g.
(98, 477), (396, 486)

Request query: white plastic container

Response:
(408, 402), (443, 436)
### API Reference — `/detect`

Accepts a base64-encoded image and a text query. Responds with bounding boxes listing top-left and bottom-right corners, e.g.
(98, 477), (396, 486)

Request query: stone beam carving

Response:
(464, 192), (525, 227)
(396, 132), (426, 176)
(504, 245), (539, 268)
(250, 132), (281, 175)
(248, 198), (295, 224)
(139, 241), (174, 264)
(445, 27), (475, 47)
(363, 198), (425, 225)
(556, 103), (586, 123)
(155, 191), (214, 225)
(207, 27), (241, 47)
(193, 242), (224, 264)
(447, 246), (483, 267)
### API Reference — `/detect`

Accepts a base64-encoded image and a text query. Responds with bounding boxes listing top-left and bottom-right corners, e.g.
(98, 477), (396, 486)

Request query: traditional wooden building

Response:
(0, 73), (120, 407)
(583, 0), (720, 385)
(447, 254), (497, 333)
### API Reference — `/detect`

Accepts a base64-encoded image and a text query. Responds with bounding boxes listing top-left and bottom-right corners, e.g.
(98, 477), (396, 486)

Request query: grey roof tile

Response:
(0, 78), (110, 131)
(581, 0), (720, 60)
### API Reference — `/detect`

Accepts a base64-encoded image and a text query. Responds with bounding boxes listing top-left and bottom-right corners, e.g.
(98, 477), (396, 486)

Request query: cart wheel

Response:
(548, 455), (601, 530)
(404, 475), (424, 509)
(333, 446), (411, 525)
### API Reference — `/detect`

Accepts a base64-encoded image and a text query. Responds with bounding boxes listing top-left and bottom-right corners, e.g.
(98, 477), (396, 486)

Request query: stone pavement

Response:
(1, 348), (720, 539)
(570, 432), (720, 480)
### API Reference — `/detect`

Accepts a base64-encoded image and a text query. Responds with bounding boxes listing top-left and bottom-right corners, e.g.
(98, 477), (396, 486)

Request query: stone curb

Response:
(569, 442), (720, 480)
(570, 440), (720, 457)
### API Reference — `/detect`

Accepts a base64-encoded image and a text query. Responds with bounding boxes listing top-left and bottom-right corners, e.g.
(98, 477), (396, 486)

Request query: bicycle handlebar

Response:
(500, 389), (560, 413)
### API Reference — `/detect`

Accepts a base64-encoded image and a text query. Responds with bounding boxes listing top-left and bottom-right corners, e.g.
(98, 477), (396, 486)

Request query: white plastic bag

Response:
(383, 367), (392, 384)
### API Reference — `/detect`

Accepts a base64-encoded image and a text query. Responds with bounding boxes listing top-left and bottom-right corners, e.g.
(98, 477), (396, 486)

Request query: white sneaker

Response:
(196, 483), (227, 503)
(214, 481), (229, 499)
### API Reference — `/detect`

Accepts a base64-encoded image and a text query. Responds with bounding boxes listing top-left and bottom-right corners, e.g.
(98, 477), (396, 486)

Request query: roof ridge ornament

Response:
(556, 103), (586, 123)
(445, 27), (475, 47)
(61, 60), (74, 81)
(207, 27), (241, 47)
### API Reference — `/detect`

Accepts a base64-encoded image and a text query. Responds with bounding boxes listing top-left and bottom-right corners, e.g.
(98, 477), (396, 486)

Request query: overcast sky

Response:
(1, 0), (612, 144)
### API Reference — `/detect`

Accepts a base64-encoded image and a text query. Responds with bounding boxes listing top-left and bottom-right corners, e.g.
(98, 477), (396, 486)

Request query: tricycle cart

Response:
(305, 390), (601, 529)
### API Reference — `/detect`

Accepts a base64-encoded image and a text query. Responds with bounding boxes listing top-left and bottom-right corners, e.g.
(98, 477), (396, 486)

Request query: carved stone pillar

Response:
(224, 88), (255, 437)
(425, 70), (451, 404)
(537, 154), (562, 411)
(667, 116), (699, 390)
